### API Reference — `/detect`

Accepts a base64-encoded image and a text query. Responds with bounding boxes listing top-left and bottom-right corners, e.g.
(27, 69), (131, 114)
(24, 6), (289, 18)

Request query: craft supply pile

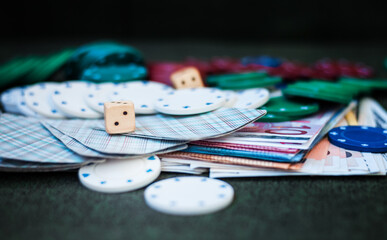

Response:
(1, 41), (386, 215)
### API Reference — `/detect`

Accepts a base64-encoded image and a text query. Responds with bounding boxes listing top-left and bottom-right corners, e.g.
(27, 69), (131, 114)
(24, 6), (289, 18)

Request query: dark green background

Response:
(0, 40), (387, 240)
(1, 172), (386, 240)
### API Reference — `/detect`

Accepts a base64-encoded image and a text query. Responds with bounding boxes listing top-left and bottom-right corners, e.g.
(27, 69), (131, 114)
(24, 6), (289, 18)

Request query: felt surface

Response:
(0, 40), (387, 240)
(0, 172), (386, 240)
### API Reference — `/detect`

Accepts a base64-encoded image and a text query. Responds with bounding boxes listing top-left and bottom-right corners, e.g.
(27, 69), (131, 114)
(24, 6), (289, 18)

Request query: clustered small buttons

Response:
(3, 80), (271, 118)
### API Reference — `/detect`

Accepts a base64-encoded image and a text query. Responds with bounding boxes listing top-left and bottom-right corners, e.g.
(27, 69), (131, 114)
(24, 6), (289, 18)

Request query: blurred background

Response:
(1, 0), (387, 42)
(0, 0), (386, 70)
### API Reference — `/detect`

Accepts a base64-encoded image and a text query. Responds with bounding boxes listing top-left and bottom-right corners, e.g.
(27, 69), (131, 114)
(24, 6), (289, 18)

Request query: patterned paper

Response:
(45, 108), (266, 141)
(0, 114), (98, 163)
(191, 140), (299, 153)
(43, 121), (187, 155)
(43, 122), (188, 158)
(181, 145), (306, 162)
(160, 152), (293, 170)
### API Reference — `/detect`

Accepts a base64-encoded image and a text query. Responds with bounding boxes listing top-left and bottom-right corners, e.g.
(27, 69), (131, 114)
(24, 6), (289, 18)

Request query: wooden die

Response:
(170, 67), (204, 89)
(104, 101), (135, 134)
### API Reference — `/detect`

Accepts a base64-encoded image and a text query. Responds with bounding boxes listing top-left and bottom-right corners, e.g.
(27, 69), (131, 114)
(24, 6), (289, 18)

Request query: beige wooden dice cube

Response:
(170, 67), (204, 89)
(104, 101), (135, 134)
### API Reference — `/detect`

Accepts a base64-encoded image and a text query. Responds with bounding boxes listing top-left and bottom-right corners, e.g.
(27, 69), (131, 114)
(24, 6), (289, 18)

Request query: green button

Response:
(207, 71), (268, 85)
(260, 96), (319, 117)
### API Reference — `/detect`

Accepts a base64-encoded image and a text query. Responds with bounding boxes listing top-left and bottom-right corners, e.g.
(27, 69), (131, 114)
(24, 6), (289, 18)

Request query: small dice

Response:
(104, 101), (135, 134)
(170, 67), (204, 89)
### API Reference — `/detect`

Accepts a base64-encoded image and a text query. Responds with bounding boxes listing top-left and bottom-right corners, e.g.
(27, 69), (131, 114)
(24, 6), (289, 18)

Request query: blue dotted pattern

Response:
(81, 158), (157, 186)
(146, 177), (233, 213)
(328, 126), (387, 153)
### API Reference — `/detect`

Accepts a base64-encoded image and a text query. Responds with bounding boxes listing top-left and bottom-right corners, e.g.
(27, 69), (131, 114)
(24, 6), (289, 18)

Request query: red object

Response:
(147, 57), (374, 85)
(147, 62), (185, 85)
(312, 59), (374, 79)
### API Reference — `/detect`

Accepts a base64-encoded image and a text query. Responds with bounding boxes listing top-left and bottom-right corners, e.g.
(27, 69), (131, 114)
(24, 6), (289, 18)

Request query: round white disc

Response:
(51, 81), (102, 119)
(79, 155), (161, 193)
(144, 176), (234, 215)
(24, 83), (66, 118)
(112, 81), (173, 114)
(155, 88), (226, 115)
(1, 87), (23, 115)
(233, 88), (269, 109)
(16, 88), (42, 117)
(223, 90), (238, 107)
(84, 82), (124, 113)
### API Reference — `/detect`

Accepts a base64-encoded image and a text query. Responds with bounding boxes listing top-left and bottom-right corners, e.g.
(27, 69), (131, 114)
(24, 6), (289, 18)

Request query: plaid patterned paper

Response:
(43, 122), (188, 158)
(160, 152), (293, 170)
(45, 108), (266, 141)
(42, 123), (124, 159)
(43, 121), (187, 155)
(182, 145), (306, 162)
(191, 140), (300, 154)
(0, 114), (98, 163)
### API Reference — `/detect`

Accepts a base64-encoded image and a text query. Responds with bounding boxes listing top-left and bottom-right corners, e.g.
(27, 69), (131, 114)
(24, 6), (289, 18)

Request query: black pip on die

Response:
(104, 101), (136, 134)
